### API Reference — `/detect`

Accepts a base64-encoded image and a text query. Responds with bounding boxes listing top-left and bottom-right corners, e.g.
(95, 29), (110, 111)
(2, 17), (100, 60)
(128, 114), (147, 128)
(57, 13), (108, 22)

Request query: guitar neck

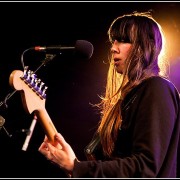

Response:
(9, 69), (58, 144)
(34, 108), (57, 143)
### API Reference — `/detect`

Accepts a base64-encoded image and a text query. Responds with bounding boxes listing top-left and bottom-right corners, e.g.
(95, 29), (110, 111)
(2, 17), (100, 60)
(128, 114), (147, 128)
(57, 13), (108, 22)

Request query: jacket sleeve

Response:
(72, 78), (180, 178)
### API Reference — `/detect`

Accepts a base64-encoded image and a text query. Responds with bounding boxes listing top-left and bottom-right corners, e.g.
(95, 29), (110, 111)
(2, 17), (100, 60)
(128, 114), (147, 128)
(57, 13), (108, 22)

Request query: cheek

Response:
(123, 44), (132, 55)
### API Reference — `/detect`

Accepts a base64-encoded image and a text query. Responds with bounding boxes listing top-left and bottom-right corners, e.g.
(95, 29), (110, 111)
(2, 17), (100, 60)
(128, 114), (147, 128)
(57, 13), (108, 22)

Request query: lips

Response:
(114, 58), (121, 66)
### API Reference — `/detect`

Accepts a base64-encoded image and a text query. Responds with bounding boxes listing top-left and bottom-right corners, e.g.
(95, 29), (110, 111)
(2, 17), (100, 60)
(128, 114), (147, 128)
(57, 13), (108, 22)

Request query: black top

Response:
(72, 76), (180, 178)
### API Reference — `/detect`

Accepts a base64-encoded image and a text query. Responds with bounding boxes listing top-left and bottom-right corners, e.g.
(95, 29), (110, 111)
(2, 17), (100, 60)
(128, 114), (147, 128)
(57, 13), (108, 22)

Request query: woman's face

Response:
(111, 40), (132, 74)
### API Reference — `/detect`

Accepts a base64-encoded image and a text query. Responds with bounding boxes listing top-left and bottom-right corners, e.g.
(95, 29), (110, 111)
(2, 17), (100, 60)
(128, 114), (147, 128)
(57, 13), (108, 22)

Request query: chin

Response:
(116, 69), (123, 74)
(115, 66), (124, 74)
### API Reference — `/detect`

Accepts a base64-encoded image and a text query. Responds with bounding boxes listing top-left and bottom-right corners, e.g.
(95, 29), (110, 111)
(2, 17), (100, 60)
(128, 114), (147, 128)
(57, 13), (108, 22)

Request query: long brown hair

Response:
(97, 11), (168, 157)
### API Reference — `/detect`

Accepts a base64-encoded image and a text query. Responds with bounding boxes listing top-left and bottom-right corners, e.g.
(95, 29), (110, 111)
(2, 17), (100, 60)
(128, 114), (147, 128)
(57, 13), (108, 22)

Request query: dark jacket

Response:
(72, 76), (180, 178)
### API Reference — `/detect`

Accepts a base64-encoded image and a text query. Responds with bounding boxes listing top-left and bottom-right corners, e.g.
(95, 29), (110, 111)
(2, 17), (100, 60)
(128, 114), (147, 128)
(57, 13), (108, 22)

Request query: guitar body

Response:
(9, 69), (57, 144)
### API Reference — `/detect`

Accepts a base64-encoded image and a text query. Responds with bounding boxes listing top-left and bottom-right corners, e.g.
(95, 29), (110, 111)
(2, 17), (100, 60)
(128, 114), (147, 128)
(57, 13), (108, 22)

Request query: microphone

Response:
(22, 115), (37, 151)
(34, 40), (94, 60)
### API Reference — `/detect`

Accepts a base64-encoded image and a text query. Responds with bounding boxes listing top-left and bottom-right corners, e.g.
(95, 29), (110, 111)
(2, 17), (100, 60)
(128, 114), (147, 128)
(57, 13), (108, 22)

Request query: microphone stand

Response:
(0, 53), (56, 139)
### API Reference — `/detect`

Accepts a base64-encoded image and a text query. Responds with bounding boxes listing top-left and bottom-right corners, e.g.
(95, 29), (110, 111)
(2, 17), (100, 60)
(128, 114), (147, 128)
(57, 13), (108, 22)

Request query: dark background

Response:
(0, 1), (180, 178)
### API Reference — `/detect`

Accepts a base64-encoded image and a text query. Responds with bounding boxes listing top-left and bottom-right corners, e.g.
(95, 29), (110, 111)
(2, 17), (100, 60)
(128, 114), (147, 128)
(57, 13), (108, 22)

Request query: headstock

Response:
(9, 66), (48, 114)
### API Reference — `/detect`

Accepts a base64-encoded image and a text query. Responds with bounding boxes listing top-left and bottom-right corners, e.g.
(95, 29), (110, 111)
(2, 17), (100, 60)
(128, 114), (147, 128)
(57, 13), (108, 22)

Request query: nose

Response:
(111, 40), (119, 54)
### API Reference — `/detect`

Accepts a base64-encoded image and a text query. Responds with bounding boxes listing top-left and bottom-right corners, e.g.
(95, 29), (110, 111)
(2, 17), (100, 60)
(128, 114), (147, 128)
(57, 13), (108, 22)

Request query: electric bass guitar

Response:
(9, 67), (57, 144)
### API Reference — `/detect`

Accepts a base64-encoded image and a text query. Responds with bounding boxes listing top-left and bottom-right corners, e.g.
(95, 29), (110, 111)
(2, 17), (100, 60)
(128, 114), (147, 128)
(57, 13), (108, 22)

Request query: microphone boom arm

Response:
(0, 53), (56, 109)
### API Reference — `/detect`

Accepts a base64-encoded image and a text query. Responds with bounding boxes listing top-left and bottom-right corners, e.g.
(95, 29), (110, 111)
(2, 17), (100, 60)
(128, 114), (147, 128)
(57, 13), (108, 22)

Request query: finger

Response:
(39, 146), (49, 156)
(45, 142), (61, 163)
(43, 135), (49, 142)
(46, 141), (56, 153)
(38, 141), (47, 151)
(41, 150), (54, 162)
(54, 133), (69, 150)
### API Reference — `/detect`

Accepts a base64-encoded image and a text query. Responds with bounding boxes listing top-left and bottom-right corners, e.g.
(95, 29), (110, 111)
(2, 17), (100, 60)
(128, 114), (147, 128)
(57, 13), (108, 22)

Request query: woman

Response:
(38, 11), (180, 178)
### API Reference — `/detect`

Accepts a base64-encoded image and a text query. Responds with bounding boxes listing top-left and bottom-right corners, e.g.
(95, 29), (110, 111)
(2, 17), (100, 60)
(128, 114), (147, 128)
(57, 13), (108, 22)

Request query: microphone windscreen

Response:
(75, 40), (94, 60)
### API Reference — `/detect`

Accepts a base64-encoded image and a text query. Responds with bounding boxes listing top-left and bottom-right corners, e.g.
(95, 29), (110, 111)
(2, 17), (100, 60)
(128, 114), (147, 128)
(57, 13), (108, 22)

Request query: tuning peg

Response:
(38, 81), (45, 92)
(23, 66), (29, 78)
(42, 86), (48, 98)
(34, 78), (41, 90)
(30, 73), (37, 85)
(25, 70), (33, 83)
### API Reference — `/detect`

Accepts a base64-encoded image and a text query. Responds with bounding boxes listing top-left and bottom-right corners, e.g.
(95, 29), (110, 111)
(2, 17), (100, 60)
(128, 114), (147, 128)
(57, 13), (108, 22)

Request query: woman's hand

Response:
(38, 132), (77, 175)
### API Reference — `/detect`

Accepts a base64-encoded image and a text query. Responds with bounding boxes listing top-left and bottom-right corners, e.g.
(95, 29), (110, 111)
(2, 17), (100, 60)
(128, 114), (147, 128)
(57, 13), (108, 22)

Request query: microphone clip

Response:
(42, 54), (57, 66)
(0, 115), (12, 138)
